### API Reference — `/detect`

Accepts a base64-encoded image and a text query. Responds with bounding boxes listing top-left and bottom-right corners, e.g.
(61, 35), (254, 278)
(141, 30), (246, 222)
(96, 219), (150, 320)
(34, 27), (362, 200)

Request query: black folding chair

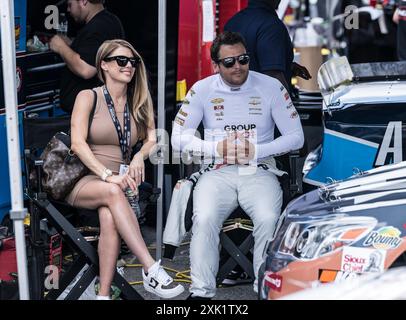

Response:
(23, 115), (160, 300)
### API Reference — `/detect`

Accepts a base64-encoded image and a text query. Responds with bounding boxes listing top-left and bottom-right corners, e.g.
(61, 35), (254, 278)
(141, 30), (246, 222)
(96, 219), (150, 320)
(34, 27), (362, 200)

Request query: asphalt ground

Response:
(120, 225), (258, 301)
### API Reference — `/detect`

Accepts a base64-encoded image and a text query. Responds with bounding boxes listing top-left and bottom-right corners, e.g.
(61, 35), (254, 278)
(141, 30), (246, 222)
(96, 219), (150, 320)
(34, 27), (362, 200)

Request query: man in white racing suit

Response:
(171, 31), (304, 299)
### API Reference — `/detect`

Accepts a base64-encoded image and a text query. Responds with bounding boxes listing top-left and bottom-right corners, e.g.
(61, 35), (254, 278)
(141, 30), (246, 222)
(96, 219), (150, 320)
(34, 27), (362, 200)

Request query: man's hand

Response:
(235, 133), (255, 165)
(292, 62), (312, 80)
(216, 132), (256, 164)
(217, 133), (238, 164)
(59, 34), (72, 46)
(49, 36), (97, 79)
(49, 35), (69, 55)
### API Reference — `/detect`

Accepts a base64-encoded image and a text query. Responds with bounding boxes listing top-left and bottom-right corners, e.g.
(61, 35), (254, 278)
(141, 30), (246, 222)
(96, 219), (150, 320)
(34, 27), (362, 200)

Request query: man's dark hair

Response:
(210, 31), (247, 62)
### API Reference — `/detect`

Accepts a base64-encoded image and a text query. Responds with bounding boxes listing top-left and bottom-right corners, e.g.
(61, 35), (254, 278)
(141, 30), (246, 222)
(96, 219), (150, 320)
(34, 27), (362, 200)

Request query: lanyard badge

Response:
(103, 85), (132, 164)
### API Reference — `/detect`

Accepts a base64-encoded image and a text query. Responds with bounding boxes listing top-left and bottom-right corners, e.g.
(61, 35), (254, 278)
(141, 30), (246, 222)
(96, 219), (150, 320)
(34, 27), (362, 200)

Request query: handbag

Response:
(40, 90), (97, 200)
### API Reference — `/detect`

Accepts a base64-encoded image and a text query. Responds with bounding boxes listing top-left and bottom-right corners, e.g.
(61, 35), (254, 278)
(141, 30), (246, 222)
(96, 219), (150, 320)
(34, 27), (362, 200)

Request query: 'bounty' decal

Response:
(363, 227), (403, 250)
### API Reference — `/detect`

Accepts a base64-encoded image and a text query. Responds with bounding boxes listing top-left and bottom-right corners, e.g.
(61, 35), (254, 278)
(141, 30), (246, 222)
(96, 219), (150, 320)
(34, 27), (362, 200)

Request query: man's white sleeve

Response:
(256, 87), (304, 158)
(171, 87), (217, 156)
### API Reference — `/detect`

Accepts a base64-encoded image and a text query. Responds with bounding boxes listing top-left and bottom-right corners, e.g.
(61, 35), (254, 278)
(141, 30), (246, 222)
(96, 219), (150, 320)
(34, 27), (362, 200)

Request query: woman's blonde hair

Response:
(96, 39), (154, 141)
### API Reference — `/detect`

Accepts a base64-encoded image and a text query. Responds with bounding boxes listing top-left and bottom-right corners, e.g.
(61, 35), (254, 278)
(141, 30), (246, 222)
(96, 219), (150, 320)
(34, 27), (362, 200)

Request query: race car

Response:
(259, 58), (406, 300)
(280, 266), (406, 300)
(303, 58), (406, 186)
(259, 161), (406, 299)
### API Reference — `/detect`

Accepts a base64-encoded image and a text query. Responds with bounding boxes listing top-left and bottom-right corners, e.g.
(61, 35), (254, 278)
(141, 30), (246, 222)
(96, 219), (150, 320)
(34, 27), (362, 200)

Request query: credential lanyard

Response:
(103, 85), (132, 164)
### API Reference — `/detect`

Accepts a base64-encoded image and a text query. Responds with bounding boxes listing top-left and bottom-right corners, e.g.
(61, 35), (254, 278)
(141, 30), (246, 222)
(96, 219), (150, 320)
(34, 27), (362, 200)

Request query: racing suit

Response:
(171, 71), (304, 297)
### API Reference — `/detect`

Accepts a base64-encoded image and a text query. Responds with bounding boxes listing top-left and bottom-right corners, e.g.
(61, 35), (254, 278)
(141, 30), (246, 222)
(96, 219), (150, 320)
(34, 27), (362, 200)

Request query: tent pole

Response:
(156, 0), (167, 260)
(0, 0), (30, 300)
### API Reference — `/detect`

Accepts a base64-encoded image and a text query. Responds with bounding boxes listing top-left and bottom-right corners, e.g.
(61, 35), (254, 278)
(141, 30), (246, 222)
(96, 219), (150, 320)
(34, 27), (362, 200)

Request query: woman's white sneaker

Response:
(142, 260), (184, 299)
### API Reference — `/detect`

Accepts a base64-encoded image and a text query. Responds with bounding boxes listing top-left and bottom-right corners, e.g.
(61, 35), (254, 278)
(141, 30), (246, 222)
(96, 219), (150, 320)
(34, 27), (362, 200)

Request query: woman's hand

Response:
(105, 174), (138, 193)
(129, 153), (145, 186)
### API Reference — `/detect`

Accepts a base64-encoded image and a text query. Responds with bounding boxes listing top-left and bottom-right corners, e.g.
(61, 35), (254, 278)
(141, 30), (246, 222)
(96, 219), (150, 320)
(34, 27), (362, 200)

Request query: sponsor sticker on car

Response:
(363, 227), (403, 250)
(264, 271), (283, 292)
(340, 247), (386, 273)
(318, 269), (360, 284)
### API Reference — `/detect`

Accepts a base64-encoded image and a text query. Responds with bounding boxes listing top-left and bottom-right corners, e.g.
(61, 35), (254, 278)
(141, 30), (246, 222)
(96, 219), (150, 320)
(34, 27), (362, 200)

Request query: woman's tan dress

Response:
(65, 86), (138, 206)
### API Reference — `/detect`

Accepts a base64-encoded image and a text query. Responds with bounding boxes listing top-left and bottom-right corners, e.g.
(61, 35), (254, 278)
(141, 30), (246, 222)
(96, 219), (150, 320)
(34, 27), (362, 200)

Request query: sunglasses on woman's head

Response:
(103, 55), (141, 67)
(217, 54), (250, 68)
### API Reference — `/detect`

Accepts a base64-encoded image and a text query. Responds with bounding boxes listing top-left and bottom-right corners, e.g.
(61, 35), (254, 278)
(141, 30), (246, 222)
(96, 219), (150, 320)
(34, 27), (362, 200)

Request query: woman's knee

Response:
(105, 184), (125, 202)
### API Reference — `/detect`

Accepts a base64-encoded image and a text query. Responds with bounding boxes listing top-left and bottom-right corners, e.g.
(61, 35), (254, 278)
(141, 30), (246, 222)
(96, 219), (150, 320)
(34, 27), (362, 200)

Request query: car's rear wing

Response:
(351, 61), (406, 82)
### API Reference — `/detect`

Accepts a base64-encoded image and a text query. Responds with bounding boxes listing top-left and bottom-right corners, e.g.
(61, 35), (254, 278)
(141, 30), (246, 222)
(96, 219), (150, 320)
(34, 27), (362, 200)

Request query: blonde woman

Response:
(67, 39), (184, 300)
